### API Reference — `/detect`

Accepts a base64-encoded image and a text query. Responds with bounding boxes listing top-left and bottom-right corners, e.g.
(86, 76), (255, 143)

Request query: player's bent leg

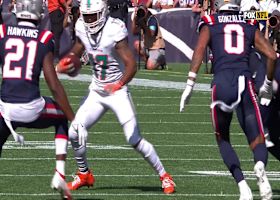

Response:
(212, 106), (245, 184)
(122, 118), (175, 194)
(67, 123), (95, 190)
(239, 83), (272, 200)
(67, 93), (105, 190)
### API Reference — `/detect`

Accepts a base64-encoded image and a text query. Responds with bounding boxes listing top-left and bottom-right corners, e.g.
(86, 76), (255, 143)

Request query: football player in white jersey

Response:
(56, 0), (175, 194)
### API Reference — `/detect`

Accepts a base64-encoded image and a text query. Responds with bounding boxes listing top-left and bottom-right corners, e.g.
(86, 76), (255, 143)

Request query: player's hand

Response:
(55, 57), (75, 74)
(180, 80), (195, 112)
(259, 76), (273, 106)
(104, 81), (123, 94)
(71, 122), (88, 146)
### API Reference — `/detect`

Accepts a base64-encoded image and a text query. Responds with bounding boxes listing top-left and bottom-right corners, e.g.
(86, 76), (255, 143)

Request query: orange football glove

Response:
(104, 81), (124, 94)
(55, 57), (75, 74)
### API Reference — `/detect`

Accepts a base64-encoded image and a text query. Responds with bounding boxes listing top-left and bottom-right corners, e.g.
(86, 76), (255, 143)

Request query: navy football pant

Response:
(211, 71), (267, 183)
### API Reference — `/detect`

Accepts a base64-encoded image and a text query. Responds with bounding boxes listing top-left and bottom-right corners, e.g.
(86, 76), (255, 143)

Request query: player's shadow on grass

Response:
(49, 198), (103, 200)
(271, 189), (280, 200)
(97, 185), (162, 192)
(75, 198), (104, 200)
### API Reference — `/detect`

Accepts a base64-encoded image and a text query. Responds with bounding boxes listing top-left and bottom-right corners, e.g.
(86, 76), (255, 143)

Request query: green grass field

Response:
(0, 64), (279, 200)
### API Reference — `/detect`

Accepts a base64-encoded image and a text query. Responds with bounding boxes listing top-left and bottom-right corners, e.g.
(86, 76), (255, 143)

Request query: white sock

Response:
(56, 160), (65, 176)
(135, 139), (166, 177)
(55, 138), (67, 155)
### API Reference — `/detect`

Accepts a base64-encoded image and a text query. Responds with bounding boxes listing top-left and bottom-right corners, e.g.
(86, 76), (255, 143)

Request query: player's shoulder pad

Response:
(198, 14), (215, 32)
(38, 30), (53, 44)
(0, 24), (6, 39)
(106, 17), (128, 38)
(109, 17), (127, 31)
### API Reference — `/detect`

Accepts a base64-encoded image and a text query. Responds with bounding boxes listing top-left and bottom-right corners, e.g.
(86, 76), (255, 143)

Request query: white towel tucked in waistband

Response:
(210, 75), (245, 113)
(0, 97), (45, 145)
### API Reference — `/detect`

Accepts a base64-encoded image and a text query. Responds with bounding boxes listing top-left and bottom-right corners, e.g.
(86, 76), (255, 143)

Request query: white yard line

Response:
(0, 193), (241, 197)
(57, 74), (211, 91)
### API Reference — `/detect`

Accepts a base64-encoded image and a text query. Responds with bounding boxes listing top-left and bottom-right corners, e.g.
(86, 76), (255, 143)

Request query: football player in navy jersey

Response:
(180, 0), (277, 199)
(0, 0), (74, 199)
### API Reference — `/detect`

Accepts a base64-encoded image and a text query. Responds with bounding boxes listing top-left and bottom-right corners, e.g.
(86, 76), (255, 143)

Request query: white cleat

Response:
(51, 171), (73, 200)
(264, 133), (274, 148)
(254, 161), (272, 200)
(238, 180), (253, 200)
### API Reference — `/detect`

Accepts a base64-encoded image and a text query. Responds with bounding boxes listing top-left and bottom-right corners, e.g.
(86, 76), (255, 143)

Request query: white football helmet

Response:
(16, 0), (44, 21)
(214, 0), (241, 12)
(80, 0), (108, 34)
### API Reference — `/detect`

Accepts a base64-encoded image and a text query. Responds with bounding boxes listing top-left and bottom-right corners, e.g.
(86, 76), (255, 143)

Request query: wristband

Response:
(118, 80), (125, 86)
(188, 71), (197, 79)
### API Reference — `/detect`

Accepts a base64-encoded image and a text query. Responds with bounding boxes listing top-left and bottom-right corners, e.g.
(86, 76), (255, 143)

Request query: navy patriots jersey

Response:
(0, 24), (54, 103)
(199, 14), (257, 74)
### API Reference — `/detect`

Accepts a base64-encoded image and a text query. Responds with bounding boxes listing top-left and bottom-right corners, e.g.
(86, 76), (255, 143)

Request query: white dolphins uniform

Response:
(73, 16), (141, 145)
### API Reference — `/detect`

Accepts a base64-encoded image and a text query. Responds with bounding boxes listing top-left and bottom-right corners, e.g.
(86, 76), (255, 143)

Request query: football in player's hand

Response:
(56, 54), (82, 77)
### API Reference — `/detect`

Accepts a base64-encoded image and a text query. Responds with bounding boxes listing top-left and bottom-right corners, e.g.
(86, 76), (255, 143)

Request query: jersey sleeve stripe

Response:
(205, 15), (214, 25)
(0, 24), (6, 38)
(247, 19), (257, 25)
(39, 31), (53, 44)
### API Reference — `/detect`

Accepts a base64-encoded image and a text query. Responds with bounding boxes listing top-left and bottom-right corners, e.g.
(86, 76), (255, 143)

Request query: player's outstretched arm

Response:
(43, 52), (75, 122)
(180, 25), (210, 112)
(254, 29), (277, 106)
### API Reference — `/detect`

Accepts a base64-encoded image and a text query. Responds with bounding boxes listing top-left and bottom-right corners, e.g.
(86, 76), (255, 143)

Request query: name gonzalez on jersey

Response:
(217, 15), (245, 23)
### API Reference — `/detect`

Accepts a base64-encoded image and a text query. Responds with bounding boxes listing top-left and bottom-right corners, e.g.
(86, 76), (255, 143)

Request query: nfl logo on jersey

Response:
(243, 11), (268, 20)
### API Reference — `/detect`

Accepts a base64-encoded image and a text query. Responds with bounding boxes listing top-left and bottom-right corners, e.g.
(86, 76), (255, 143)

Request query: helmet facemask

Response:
(80, 0), (108, 34)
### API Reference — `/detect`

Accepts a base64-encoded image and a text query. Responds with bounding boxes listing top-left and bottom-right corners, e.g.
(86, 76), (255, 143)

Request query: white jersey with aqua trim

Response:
(75, 16), (128, 92)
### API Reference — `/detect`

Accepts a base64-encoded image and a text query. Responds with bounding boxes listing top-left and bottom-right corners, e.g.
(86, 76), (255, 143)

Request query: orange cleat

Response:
(160, 173), (176, 194)
(67, 170), (95, 190)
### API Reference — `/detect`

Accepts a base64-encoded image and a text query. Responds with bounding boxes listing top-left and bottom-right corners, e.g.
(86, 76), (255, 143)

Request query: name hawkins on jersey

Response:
(7, 27), (39, 38)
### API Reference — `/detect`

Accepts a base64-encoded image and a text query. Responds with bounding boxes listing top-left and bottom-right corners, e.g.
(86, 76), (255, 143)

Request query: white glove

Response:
(180, 79), (195, 112)
(71, 121), (88, 146)
(259, 76), (272, 106)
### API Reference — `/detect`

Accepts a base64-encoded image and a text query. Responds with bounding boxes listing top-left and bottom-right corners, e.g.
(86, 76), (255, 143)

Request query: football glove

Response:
(259, 76), (273, 106)
(55, 57), (75, 74)
(104, 81), (124, 94)
(70, 121), (88, 146)
(180, 79), (195, 112)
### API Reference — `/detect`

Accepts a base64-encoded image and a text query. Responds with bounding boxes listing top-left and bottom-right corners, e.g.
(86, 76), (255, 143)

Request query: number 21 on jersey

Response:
(3, 38), (37, 80)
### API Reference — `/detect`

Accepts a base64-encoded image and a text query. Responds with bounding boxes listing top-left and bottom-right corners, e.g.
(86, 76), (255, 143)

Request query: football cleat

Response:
(51, 170), (72, 200)
(238, 180), (253, 200)
(160, 173), (175, 194)
(67, 170), (95, 190)
(254, 161), (272, 200)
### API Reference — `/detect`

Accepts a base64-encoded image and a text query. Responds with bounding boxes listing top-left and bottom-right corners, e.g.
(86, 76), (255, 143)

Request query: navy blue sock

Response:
(218, 140), (244, 183)
(253, 143), (268, 166)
